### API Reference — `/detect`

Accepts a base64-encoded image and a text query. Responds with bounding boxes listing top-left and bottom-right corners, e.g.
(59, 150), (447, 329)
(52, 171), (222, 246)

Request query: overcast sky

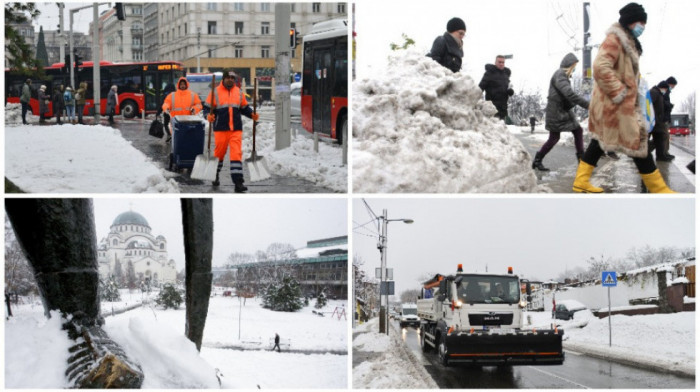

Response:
(355, 0), (698, 108)
(93, 197), (347, 271)
(353, 198), (695, 296)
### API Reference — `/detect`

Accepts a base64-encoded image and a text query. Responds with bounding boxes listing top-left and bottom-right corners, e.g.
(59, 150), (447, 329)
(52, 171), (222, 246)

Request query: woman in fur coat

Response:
(572, 2), (675, 193)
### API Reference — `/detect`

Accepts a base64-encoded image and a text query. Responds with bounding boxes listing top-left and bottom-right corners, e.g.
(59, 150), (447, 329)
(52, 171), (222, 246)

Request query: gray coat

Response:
(38, 89), (49, 114)
(20, 83), (31, 103)
(545, 53), (589, 133)
(106, 89), (118, 113)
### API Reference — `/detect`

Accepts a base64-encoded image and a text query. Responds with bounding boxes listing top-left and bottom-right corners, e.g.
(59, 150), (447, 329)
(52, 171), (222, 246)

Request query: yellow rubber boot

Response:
(640, 169), (676, 193)
(572, 161), (604, 193)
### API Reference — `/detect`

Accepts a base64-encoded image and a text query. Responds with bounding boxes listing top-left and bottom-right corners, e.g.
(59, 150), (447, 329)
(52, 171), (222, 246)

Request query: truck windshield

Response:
(402, 308), (417, 315)
(455, 276), (520, 304)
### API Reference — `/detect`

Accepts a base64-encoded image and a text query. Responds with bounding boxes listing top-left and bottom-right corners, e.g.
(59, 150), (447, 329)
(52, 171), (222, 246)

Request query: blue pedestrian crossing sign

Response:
(602, 271), (617, 287)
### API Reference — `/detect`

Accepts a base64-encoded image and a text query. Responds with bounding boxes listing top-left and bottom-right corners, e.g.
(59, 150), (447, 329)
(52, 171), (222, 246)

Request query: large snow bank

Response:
(352, 50), (540, 193)
(5, 123), (180, 193)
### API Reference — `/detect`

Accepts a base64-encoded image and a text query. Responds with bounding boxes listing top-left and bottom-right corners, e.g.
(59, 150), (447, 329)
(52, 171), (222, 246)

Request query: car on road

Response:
(291, 82), (301, 117)
(554, 299), (588, 320)
(399, 303), (420, 328)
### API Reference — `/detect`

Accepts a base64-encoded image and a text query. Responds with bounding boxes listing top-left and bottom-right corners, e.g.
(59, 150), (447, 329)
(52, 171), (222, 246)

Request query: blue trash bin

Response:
(169, 115), (205, 171)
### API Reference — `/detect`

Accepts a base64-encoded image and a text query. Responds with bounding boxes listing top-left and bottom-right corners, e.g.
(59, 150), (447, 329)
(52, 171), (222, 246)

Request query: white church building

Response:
(97, 210), (177, 286)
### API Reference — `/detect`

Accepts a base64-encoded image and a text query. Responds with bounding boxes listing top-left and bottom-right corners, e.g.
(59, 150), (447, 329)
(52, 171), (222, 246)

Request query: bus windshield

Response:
(455, 275), (520, 304)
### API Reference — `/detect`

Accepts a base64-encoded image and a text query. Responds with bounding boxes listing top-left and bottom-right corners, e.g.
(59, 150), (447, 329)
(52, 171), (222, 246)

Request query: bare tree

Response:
(400, 289), (420, 303)
(679, 92), (696, 133)
(4, 217), (38, 297)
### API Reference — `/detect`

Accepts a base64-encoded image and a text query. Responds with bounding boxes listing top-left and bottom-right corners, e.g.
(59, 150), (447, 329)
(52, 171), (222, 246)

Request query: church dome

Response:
(112, 211), (151, 228)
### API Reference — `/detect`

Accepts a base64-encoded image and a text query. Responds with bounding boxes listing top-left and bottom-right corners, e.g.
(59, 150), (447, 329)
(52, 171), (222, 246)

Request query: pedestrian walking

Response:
(272, 333), (281, 352)
(659, 76), (678, 161)
(38, 85), (49, 124)
(106, 85), (119, 125)
(529, 116), (536, 133)
(52, 85), (65, 125)
(20, 79), (32, 124)
(648, 81), (668, 161)
(162, 77), (203, 142)
(76, 81), (87, 124)
(204, 69), (259, 192)
(64, 86), (76, 124)
(427, 17), (466, 73)
(532, 53), (589, 171)
(573, 2), (675, 193)
(479, 55), (514, 121)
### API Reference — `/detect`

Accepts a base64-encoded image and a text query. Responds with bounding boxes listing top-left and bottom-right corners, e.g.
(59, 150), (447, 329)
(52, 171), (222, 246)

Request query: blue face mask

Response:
(632, 23), (645, 38)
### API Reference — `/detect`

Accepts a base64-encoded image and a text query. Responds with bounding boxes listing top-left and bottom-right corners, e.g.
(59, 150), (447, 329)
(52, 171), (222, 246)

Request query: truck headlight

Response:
(519, 300), (527, 308)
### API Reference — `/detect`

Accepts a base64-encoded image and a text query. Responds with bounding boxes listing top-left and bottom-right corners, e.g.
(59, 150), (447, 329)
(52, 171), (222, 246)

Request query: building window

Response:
(206, 3), (216, 11)
(337, 3), (346, 13)
(261, 22), (270, 35)
(261, 46), (270, 58)
(312, 3), (321, 12)
(260, 3), (271, 12)
(208, 46), (216, 58)
(208, 21), (217, 34)
(291, 4), (296, 12)
(234, 3), (245, 11)
(234, 46), (244, 58)
(235, 22), (244, 35)
(132, 6), (142, 15)
(113, 239), (118, 246)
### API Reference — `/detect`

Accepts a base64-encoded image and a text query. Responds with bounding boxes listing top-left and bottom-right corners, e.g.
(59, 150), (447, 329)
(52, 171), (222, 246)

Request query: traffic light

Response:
(64, 54), (71, 74)
(290, 28), (296, 49)
(114, 2), (126, 21)
(75, 52), (83, 71)
(295, 30), (301, 48)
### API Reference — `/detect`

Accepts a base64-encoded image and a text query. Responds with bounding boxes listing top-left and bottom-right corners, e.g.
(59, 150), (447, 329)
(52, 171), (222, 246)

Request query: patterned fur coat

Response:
(588, 23), (647, 158)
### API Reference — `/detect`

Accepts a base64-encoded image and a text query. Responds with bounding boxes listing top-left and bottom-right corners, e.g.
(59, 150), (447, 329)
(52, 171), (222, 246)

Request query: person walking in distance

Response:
(427, 17), (466, 73)
(479, 55), (514, 121)
(52, 85), (65, 125)
(648, 81), (668, 161)
(204, 69), (259, 193)
(659, 76), (678, 161)
(106, 85), (119, 125)
(20, 79), (31, 124)
(573, 3), (675, 193)
(272, 333), (281, 352)
(162, 77), (203, 142)
(38, 85), (49, 124)
(532, 53), (589, 171)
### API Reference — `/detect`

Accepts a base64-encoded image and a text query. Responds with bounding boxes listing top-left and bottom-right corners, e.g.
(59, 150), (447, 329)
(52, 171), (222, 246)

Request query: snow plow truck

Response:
(417, 264), (564, 366)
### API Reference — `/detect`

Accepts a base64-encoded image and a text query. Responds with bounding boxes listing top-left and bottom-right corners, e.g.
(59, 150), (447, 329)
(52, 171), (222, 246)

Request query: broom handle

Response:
(253, 77), (257, 154)
(207, 74), (216, 155)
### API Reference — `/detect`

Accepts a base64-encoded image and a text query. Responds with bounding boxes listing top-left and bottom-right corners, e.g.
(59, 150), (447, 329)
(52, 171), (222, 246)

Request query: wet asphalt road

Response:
(514, 127), (695, 193)
(396, 322), (694, 389)
(96, 115), (334, 193)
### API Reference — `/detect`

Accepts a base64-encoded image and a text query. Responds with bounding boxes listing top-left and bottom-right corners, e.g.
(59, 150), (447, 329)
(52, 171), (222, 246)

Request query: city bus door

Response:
(312, 48), (332, 136)
(144, 72), (159, 113)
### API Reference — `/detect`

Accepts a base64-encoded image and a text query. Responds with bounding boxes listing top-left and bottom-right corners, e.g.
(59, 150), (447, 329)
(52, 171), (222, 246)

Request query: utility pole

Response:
(274, 3), (291, 150)
(58, 3), (65, 68)
(197, 28), (201, 73)
(93, 3), (101, 122)
(379, 209), (388, 335)
(582, 2), (592, 98)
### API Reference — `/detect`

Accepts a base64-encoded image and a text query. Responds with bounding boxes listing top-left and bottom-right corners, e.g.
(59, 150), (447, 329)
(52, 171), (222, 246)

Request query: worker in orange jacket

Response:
(204, 69), (259, 192)
(162, 77), (203, 142)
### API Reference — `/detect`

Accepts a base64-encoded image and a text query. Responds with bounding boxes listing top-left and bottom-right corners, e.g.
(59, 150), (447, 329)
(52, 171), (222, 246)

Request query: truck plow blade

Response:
(445, 329), (564, 365)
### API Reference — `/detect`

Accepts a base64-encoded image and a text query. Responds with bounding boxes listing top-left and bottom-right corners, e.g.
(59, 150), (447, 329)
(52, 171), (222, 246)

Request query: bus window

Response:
(333, 42), (348, 98)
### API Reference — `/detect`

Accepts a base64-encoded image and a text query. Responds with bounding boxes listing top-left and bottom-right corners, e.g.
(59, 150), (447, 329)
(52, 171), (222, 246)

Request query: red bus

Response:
(301, 18), (348, 145)
(670, 114), (691, 136)
(6, 60), (184, 118)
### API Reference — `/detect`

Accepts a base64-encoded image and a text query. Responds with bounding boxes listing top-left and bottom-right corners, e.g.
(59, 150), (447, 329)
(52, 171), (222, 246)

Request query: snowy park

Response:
(4, 103), (347, 193)
(5, 289), (348, 388)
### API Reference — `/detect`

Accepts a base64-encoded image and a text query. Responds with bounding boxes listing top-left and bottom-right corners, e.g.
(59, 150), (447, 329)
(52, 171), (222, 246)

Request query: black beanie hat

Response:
(657, 80), (669, 89)
(619, 3), (647, 26)
(447, 17), (466, 33)
(666, 76), (677, 85)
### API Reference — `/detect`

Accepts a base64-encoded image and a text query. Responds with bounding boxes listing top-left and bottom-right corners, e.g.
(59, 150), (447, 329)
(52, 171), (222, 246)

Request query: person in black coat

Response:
(479, 55), (514, 120)
(52, 85), (65, 125)
(427, 17), (465, 73)
(649, 81), (669, 161)
(660, 76), (677, 160)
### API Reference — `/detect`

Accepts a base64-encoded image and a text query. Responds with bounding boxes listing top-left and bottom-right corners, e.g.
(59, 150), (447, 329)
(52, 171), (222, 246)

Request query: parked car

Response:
(290, 82), (301, 117)
(554, 299), (587, 320)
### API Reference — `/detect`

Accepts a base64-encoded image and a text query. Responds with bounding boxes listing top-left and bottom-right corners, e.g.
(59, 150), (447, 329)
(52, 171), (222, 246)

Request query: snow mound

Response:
(352, 330), (391, 352)
(353, 50), (539, 193)
(5, 102), (35, 125)
(5, 124), (180, 193)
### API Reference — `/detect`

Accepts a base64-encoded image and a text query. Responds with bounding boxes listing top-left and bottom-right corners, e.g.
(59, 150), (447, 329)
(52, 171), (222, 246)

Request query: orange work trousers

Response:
(213, 130), (242, 161)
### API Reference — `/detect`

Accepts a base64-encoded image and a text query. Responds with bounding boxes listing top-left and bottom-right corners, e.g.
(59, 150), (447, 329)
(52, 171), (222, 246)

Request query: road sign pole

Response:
(608, 286), (612, 347)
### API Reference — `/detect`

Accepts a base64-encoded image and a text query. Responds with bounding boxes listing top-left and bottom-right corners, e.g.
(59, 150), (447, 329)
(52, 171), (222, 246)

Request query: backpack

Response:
(64, 90), (73, 103)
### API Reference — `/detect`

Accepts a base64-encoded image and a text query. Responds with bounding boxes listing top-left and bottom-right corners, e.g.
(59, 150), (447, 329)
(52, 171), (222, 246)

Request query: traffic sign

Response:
(602, 271), (617, 287)
(294, 73), (301, 82)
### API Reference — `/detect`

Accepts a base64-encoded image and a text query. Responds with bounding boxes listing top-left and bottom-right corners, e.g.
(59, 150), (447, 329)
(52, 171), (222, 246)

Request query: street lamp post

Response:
(378, 209), (414, 335)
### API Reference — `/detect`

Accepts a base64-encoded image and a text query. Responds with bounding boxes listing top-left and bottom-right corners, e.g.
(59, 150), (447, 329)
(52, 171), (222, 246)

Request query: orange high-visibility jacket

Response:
(204, 82), (254, 132)
(162, 77), (203, 116)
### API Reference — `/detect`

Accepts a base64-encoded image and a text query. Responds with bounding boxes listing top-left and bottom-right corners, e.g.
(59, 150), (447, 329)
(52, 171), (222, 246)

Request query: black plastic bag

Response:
(149, 118), (164, 138)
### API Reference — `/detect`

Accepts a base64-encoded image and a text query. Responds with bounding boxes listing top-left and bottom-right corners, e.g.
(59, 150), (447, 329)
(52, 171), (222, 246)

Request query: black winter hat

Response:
(657, 80), (669, 89)
(619, 3), (647, 26)
(666, 76), (678, 85)
(447, 17), (466, 33)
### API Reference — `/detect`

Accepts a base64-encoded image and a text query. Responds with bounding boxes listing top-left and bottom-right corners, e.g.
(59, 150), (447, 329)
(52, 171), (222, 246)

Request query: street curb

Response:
(388, 322), (439, 389)
(563, 341), (695, 378)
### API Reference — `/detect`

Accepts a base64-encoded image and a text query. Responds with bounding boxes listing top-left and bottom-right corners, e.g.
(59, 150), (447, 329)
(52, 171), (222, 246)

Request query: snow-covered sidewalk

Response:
(352, 318), (437, 389)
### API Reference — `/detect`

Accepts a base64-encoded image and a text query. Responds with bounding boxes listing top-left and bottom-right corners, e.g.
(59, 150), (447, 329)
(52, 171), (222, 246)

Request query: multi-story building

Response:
(97, 210), (177, 286)
(100, 4), (144, 62)
(229, 236), (348, 299)
(36, 29), (92, 68)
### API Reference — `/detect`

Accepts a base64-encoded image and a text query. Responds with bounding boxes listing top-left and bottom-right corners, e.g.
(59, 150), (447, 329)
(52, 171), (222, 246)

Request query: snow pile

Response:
(5, 102), (38, 125)
(5, 124), (180, 193)
(353, 318), (438, 389)
(251, 122), (347, 192)
(5, 310), (73, 388)
(527, 311), (694, 376)
(353, 50), (539, 193)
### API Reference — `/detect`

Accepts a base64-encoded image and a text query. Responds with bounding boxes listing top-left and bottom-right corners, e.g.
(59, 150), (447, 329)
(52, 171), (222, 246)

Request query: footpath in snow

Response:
(352, 49), (545, 193)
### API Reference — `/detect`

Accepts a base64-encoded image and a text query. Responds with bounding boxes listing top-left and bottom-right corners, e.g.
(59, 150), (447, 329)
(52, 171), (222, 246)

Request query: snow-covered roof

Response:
(296, 243), (348, 258)
(623, 260), (689, 277)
